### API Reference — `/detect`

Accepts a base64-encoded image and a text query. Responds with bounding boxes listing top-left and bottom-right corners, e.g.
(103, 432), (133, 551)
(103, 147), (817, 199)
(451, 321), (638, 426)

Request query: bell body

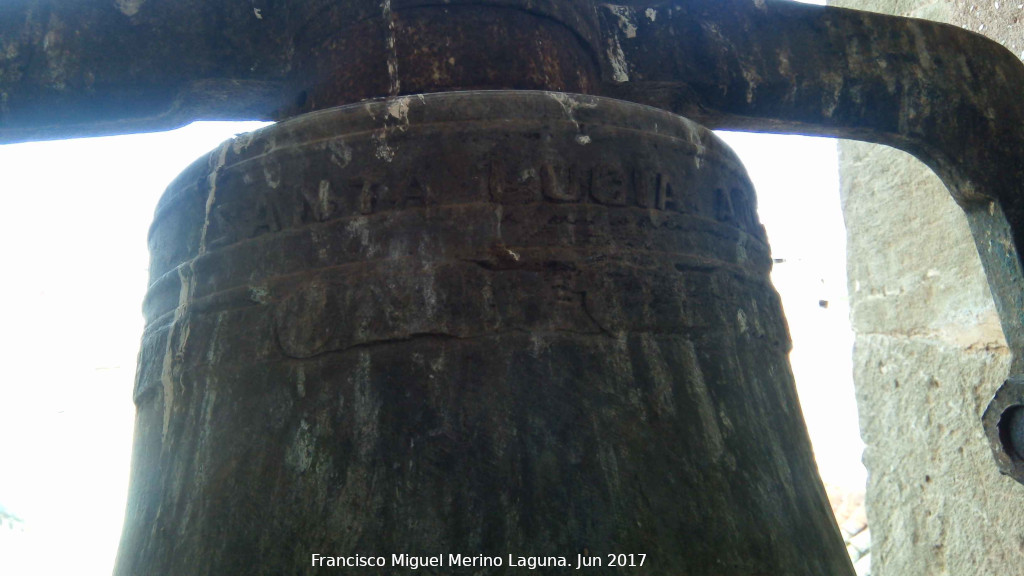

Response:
(116, 91), (853, 575)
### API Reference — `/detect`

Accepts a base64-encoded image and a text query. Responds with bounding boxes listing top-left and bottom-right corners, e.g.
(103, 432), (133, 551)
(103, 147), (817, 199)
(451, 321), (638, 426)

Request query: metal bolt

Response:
(999, 405), (1024, 462)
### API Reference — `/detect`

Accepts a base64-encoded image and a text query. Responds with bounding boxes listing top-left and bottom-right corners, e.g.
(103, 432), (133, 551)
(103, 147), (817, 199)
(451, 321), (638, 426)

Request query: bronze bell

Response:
(120, 90), (851, 574)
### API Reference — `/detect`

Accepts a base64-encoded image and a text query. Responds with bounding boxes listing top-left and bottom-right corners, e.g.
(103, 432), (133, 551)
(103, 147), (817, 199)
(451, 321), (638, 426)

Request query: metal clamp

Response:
(983, 377), (1024, 483)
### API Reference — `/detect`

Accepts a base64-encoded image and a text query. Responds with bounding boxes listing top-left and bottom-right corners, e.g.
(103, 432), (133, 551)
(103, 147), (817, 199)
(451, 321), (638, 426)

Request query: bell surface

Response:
(116, 90), (853, 575)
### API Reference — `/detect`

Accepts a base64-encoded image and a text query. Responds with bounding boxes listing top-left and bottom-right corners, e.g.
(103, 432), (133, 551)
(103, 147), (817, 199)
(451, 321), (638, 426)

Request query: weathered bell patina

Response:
(119, 91), (852, 574)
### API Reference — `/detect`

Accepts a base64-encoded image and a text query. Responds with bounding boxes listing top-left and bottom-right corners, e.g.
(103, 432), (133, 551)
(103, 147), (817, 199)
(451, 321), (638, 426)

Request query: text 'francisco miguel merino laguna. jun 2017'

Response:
(311, 553), (648, 570)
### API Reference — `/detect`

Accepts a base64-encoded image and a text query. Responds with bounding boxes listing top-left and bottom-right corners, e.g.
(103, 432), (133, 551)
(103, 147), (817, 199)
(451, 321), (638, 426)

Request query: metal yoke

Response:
(2, 0), (1023, 526)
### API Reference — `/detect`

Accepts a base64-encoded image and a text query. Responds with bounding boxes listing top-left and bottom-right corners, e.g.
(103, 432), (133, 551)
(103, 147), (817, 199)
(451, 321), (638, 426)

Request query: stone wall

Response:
(829, 1), (1024, 573)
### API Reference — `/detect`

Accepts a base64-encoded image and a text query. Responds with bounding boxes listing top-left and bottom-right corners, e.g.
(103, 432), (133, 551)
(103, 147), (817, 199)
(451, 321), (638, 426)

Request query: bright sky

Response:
(718, 130), (863, 489)
(0, 3), (862, 574)
(0, 121), (269, 575)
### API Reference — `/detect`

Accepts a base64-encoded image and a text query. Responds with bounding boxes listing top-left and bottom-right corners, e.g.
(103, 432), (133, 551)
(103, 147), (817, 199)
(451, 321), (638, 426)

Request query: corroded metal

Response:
(983, 377), (1024, 484)
(119, 91), (854, 575)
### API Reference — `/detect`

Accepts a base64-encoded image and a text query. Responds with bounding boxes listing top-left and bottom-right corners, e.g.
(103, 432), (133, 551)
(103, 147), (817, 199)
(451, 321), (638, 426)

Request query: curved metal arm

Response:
(2, 0), (1023, 479)
(596, 1), (1024, 368)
